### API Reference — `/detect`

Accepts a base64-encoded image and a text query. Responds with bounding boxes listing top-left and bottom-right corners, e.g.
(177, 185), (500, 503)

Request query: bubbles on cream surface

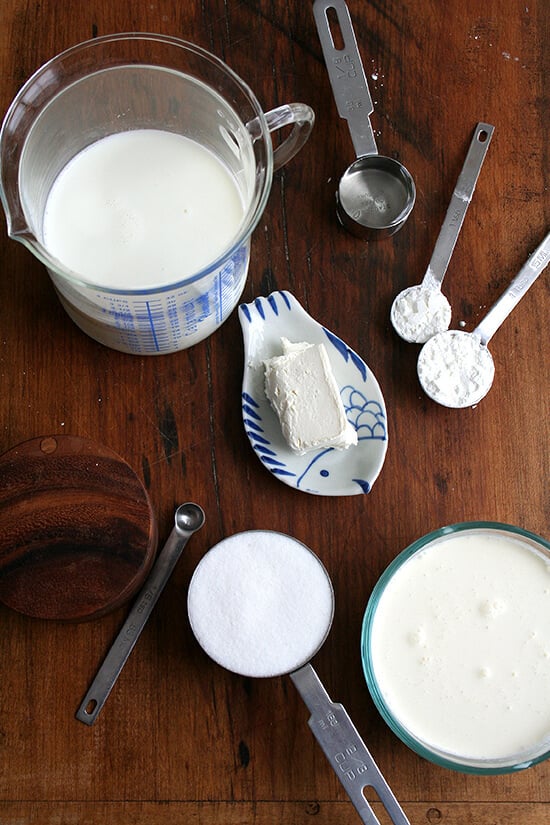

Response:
(42, 129), (245, 289)
(187, 531), (334, 678)
(369, 531), (550, 760)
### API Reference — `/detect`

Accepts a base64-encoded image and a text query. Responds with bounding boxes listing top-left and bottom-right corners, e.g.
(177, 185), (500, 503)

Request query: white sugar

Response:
(187, 531), (334, 678)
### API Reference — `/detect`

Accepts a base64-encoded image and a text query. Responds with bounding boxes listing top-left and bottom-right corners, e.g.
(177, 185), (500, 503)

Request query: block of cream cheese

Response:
(264, 338), (358, 454)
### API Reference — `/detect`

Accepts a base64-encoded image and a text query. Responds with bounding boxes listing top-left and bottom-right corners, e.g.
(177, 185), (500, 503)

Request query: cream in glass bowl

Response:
(361, 522), (550, 774)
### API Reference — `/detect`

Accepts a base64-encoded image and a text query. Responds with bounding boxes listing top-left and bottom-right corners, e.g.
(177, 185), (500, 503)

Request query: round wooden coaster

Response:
(0, 435), (158, 621)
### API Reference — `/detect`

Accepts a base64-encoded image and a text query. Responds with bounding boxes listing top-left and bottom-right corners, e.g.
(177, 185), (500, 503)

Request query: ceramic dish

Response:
(238, 290), (387, 496)
(361, 521), (550, 774)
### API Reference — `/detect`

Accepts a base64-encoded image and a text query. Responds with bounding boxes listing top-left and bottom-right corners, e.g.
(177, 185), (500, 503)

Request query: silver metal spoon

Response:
(76, 502), (205, 725)
(391, 122), (494, 343)
(417, 231), (550, 407)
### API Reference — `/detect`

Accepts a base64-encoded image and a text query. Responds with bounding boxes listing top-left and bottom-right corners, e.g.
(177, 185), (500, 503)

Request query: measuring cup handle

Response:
(290, 664), (411, 825)
(313, 0), (378, 157)
(247, 103), (315, 172)
(475, 230), (550, 346)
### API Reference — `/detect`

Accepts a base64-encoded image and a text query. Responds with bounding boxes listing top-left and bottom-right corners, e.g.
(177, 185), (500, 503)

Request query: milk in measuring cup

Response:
(42, 129), (245, 289)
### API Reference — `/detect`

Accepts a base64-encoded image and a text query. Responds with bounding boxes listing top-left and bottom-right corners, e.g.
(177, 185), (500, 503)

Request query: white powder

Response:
(391, 285), (452, 343)
(187, 531), (334, 678)
(417, 330), (494, 408)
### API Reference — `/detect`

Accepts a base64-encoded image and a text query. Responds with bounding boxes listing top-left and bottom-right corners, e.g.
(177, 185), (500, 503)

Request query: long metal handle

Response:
(474, 231), (550, 346)
(313, 0), (378, 157)
(290, 664), (410, 825)
(76, 503), (205, 726)
(423, 122), (494, 290)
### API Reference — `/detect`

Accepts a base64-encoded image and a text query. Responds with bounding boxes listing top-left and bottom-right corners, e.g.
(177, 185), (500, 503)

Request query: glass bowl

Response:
(361, 521), (550, 774)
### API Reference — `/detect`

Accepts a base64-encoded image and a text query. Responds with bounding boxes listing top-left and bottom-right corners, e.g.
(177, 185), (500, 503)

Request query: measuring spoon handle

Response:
(423, 122), (494, 290)
(290, 664), (411, 825)
(313, 0), (378, 157)
(76, 503), (205, 725)
(474, 231), (550, 346)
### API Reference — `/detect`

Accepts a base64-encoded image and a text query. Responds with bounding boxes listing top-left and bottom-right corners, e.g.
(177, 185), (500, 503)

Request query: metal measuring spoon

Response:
(417, 231), (550, 408)
(391, 122), (494, 343)
(188, 531), (411, 825)
(76, 502), (205, 725)
(314, 0), (415, 240)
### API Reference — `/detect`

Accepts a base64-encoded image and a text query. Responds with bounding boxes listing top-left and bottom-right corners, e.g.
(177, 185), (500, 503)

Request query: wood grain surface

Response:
(0, 435), (157, 621)
(0, 1), (548, 823)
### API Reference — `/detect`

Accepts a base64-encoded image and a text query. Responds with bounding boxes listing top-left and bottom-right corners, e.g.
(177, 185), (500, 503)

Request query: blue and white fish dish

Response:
(238, 291), (388, 496)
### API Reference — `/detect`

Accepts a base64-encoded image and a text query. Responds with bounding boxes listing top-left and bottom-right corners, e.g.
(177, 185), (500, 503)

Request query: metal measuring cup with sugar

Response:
(313, 0), (415, 240)
(188, 530), (411, 825)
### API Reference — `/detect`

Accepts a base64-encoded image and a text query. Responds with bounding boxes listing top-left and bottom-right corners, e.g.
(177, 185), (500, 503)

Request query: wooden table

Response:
(0, 0), (548, 822)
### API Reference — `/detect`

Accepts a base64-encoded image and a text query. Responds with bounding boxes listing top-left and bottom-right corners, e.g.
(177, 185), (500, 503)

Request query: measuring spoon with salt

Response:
(188, 531), (411, 825)
(313, 0), (415, 240)
(76, 502), (205, 725)
(391, 122), (494, 343)
(417, 230), (550, 408)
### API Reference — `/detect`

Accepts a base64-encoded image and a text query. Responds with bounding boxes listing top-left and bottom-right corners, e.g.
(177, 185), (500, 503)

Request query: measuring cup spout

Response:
(6, 223), (36, 244)
(0, 178), (30, 239)
(2, 206), (43, 260)
(0, 195), (55, 271)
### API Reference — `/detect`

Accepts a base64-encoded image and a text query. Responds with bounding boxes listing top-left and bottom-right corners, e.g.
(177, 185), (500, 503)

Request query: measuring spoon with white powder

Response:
(391, 122), (494, 343)
(188, 531), (411, 825)
(417, 230), (550, 407)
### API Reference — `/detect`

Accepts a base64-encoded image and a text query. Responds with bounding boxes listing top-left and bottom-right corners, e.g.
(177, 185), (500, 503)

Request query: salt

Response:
(391, 285), (452, 343)
(187, 531), (334, 678)
(417, 330), (495, 408)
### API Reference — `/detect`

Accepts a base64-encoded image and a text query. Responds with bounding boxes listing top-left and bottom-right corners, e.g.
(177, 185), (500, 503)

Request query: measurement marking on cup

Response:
(145, 301), (160, 351)
(132, 299), (170, 352)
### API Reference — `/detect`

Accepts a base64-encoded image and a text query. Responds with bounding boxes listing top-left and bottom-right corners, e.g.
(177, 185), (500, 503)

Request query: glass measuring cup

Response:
(187, 530), (411, 825)
(313, 0), (415, 240)
(0, 34), (314, 355)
